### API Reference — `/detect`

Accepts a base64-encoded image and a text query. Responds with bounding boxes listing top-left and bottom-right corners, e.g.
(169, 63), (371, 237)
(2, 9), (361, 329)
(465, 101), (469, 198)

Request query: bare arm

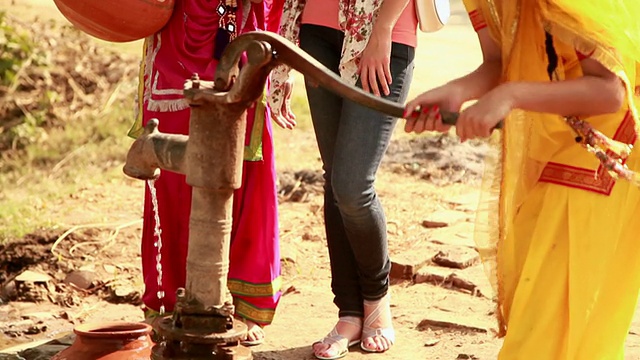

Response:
(372, 0), (411, 34)
(403, 27), (502, 134)
(454, 55), (625, 141)
(448, 28), (503, 102)
(507, 58), (625, 117)
(360, 0), (411, 96)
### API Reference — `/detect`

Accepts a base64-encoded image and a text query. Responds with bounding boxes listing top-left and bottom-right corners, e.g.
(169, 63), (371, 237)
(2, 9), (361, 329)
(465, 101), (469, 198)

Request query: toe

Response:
(251, 329), (265, 342)
(374, 336), (385, 351)
(376, 336), (389, 351)
(362, 338), (376, 351)
(246, 331), (256, 342)
(243, 319), (265, 342)
(362, 335), (392, 352)
(324, 344), (341, 358)
(313, 343), (333, 358)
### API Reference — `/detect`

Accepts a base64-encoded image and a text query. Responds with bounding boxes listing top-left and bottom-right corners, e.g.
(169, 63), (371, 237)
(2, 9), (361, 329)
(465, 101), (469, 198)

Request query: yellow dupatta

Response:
(465, 0), (640, 336)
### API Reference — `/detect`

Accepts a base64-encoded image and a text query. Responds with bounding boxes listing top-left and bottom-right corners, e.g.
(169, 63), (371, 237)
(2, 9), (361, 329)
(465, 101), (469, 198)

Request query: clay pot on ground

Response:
(51, 322), (153, 360)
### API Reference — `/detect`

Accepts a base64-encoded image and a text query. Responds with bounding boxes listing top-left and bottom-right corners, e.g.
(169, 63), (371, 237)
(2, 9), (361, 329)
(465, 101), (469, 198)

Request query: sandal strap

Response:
(313, 333), (347, 348)
(362, 295), (390, 328)
(361, 326), (395, 345)
(336, 316), (362, 328)
(323, 317), (361, 344)
(312, 318), (363, 358)
(362, 305), (384, 329)
(362, 294), (395, 344)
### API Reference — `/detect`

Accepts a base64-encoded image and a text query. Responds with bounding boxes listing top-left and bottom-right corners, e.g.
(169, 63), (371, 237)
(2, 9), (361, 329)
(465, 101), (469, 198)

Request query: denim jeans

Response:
(299, 24), (415, 318)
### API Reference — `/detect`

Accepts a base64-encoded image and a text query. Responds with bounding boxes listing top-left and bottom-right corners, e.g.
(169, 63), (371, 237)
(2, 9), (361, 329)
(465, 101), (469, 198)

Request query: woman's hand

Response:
(455, 83), (514, 141)
(404, 82), (466, 134)
(359, 27), (393, 97)
(271, 76), (297, 130)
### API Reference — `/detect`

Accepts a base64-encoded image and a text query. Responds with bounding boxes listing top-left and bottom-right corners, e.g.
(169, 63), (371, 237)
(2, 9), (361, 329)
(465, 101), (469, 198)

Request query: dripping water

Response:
(147, 179), (165, 315)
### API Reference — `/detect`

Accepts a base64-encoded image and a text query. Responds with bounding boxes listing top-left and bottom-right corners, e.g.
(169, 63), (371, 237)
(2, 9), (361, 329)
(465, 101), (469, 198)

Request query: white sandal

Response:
(312, 317), (362, 360)
(236, 317), (265, 346)
(360, 295), (395, 353)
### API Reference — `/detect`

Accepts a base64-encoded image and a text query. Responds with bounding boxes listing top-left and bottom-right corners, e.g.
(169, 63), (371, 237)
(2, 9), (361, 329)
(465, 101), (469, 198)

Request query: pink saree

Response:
(132, 0), (284, 326)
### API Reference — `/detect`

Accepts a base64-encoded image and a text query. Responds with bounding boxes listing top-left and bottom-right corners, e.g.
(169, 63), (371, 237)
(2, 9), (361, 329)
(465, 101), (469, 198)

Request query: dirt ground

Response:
(2, 1), (640, 360)
(0, 136), (507, 360)
(3, 138), (640, 360)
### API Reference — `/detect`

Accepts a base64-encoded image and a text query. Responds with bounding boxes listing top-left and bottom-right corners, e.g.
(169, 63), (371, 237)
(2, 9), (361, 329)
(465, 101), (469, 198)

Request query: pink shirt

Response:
(301, 0), (418, 48)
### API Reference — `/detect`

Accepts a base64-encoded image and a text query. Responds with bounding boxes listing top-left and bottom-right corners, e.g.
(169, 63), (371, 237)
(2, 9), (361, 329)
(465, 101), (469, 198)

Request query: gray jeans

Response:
(299, 24), (415, 318)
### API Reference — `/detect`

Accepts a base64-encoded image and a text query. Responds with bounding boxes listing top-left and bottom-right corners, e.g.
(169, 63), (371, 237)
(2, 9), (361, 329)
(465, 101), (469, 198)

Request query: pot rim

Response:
(73, 322), (152, 338)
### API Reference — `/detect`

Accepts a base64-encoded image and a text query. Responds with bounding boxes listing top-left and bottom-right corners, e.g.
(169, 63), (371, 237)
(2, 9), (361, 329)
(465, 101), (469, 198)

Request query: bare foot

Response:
(361, 294), (394, 352)
(312, 316), (362, 359)
(238, 318), (265, 345)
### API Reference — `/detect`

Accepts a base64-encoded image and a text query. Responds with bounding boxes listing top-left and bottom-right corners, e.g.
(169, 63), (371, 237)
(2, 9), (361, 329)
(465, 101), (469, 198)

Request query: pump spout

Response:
(123, 119), (188, 180)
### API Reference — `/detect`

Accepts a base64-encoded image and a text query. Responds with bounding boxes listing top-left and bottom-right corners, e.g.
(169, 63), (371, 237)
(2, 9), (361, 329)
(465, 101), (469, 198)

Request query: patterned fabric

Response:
(268, 0), (382, 113)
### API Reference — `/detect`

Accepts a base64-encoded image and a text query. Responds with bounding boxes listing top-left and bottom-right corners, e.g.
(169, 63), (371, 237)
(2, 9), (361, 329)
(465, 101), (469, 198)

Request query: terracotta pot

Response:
(53, 0), (175, 42)
(51, 322), (153, 360)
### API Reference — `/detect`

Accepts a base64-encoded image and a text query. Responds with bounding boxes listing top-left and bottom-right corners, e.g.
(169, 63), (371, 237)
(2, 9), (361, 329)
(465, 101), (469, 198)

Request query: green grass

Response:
(0, 100), (136, 241)
(0, 33), (314, 243)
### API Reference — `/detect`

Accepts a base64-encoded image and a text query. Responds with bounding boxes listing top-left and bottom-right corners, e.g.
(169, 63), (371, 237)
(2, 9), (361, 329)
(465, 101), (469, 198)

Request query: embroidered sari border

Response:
(538, 110), (636, 195)
(234, 298), (276, 325)
(228, 276), (282, 297)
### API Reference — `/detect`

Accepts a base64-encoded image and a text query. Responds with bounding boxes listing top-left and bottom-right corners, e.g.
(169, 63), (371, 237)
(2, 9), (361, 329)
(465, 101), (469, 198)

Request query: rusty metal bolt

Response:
(176, 288), (186, 299)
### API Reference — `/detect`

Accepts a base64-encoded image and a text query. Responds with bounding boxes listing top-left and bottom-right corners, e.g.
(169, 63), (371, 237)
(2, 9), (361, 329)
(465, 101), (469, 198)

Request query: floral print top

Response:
(268, 0), (382, 113)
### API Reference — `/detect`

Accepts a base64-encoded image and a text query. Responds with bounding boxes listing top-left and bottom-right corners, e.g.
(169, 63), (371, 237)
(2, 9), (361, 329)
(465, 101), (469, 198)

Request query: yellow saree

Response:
(462, 0), (640, 358)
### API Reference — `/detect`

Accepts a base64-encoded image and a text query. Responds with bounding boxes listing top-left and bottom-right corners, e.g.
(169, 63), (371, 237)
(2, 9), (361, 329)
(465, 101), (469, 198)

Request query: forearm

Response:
(507, 75), (625, 117)
(450, 60), (502, 102)
(372, 0), (411, 34)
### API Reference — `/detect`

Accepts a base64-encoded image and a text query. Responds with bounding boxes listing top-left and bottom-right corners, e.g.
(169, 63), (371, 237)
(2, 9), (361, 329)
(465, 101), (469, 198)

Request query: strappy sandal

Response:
(241, 336), (264, 347)
(360, 295), (395, 353)
(236, 317), (265, 346)
(312, 317), (362, 360)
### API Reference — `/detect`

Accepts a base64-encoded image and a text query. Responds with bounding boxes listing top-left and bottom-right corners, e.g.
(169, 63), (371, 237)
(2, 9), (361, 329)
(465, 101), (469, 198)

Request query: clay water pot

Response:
(53, 0), (175, 42)
(51, 322), (153, 360)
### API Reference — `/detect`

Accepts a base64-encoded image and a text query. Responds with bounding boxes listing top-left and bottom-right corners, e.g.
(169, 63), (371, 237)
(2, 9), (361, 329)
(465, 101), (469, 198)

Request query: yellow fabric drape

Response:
(462, 0), (640, 358)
